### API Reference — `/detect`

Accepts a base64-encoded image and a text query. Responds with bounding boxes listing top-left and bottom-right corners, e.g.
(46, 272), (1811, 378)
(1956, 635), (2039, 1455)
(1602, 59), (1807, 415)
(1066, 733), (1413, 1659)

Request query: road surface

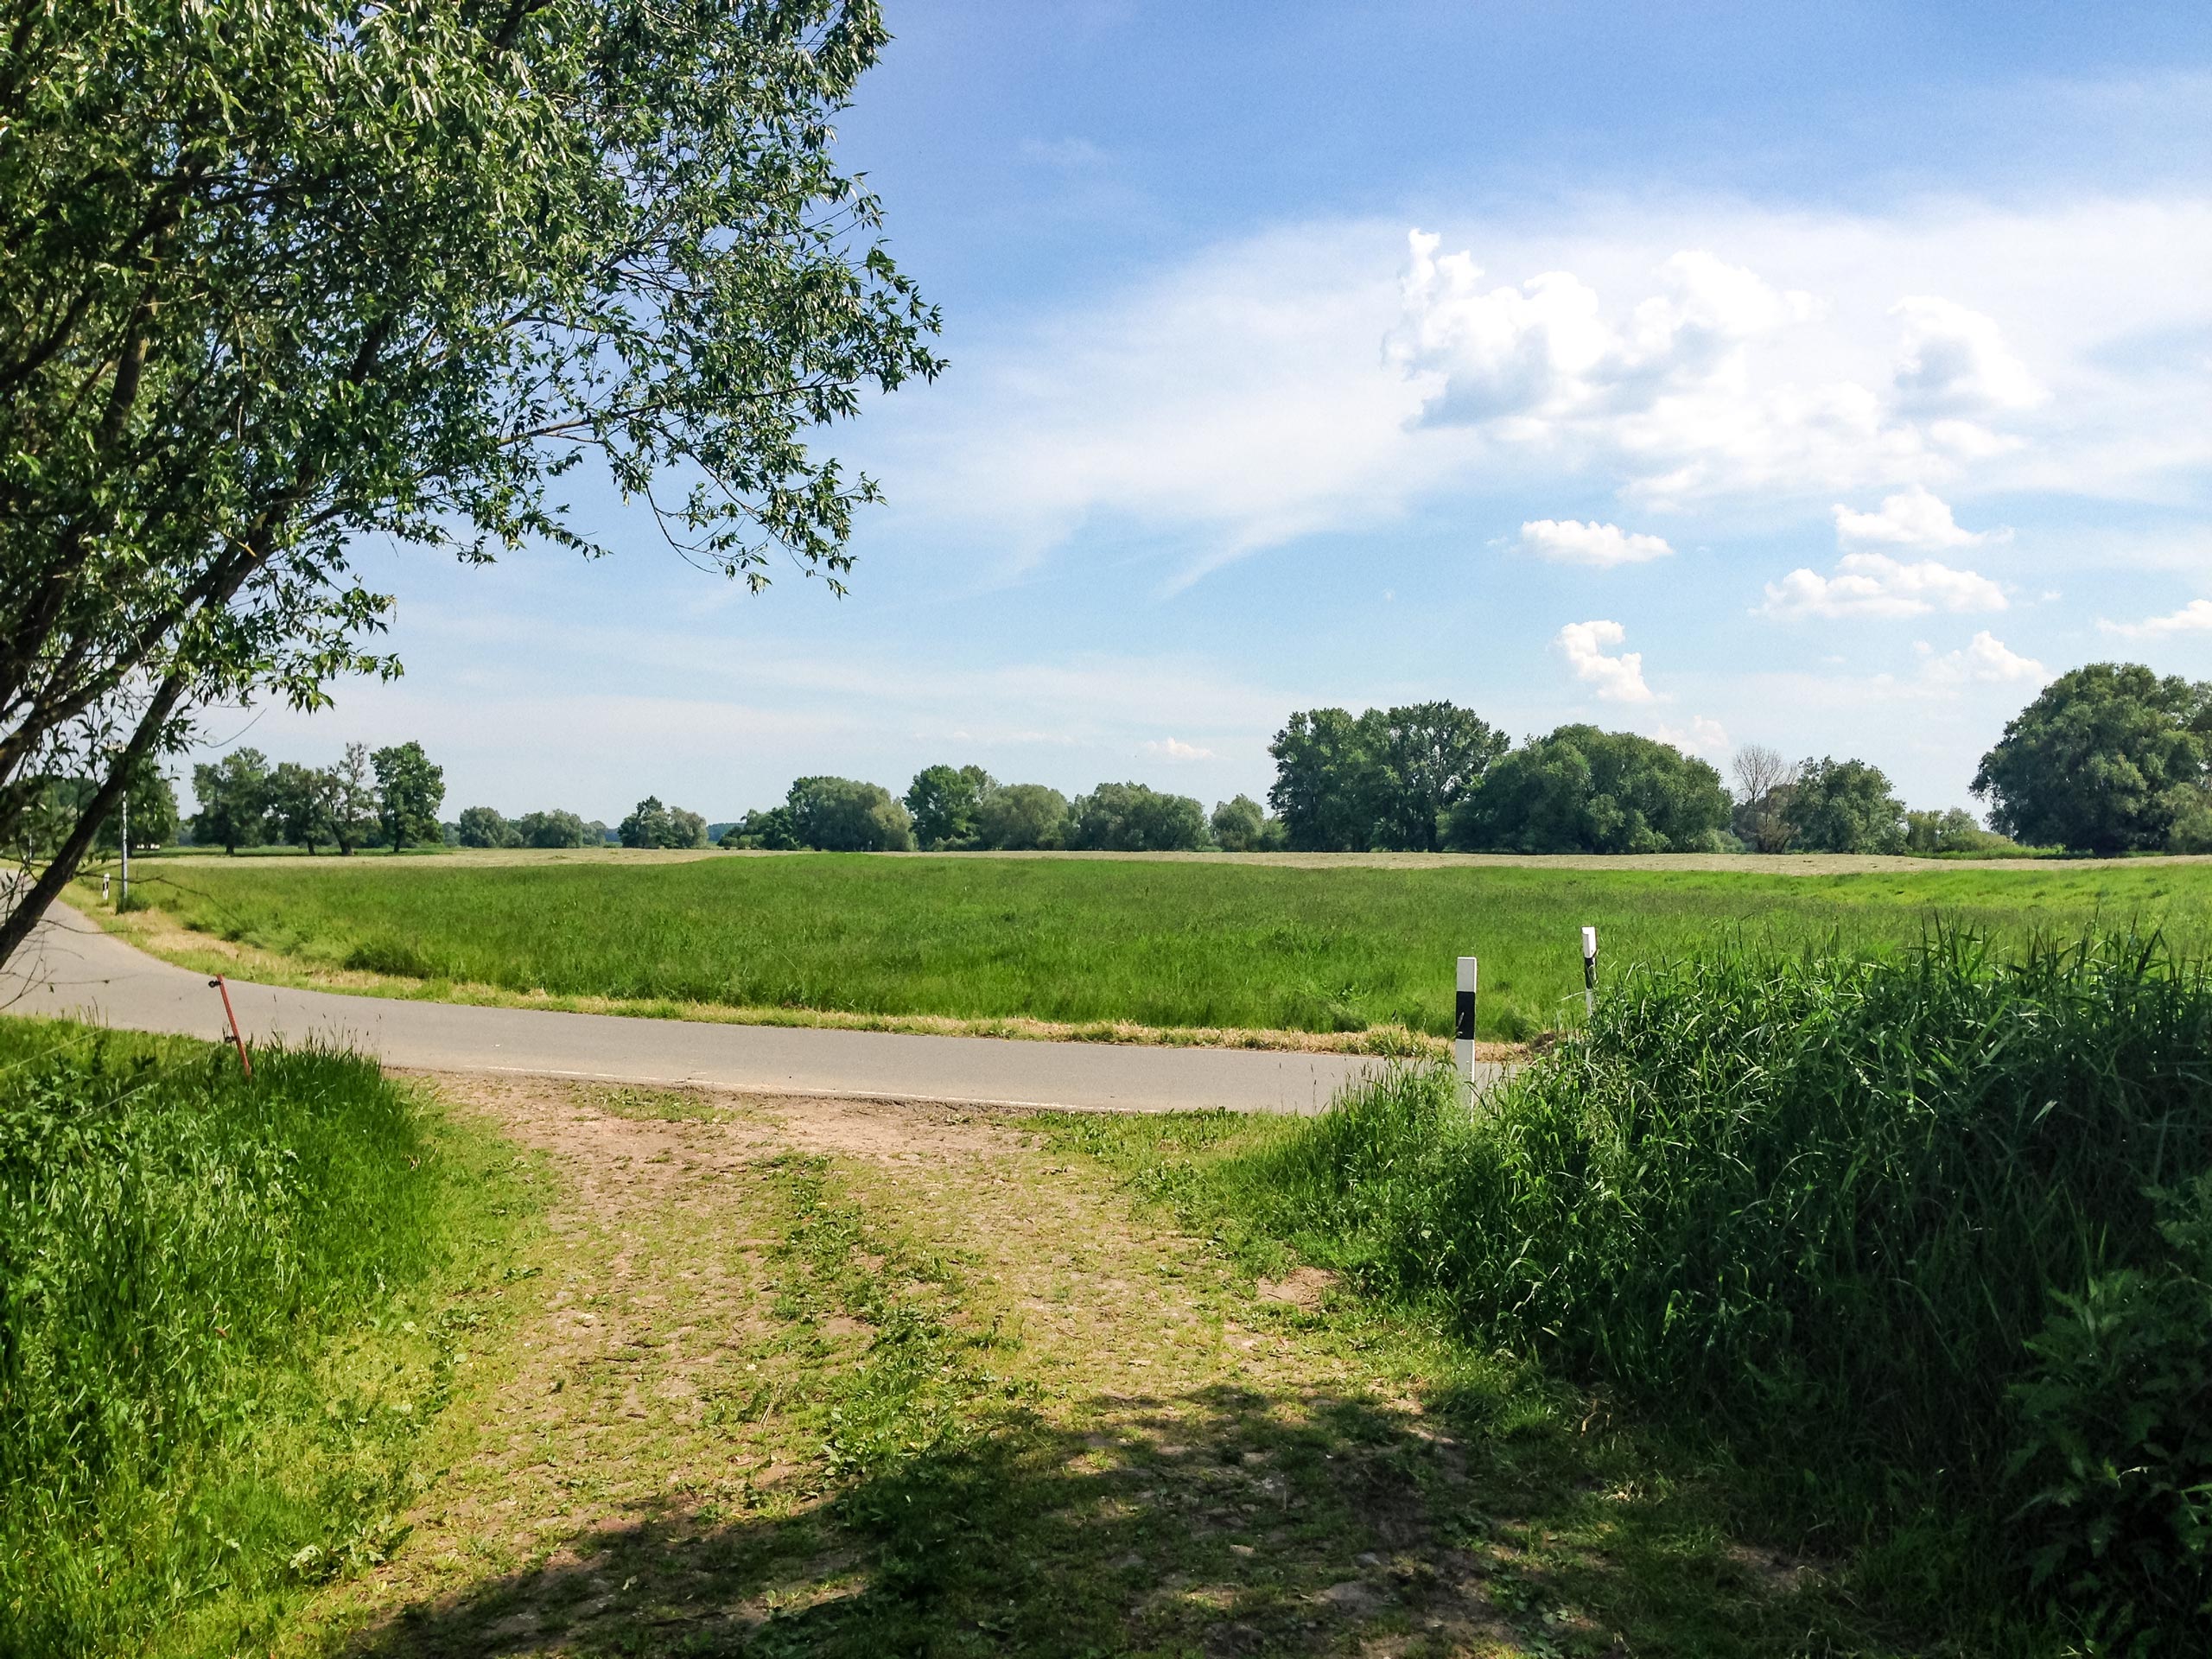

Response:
(1, 904), (1499, 1113)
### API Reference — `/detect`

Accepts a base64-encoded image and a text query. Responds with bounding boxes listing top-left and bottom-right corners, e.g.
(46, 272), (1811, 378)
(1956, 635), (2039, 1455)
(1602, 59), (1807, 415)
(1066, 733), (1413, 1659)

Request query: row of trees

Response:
(715, 771), (1290, 855)
(1260, 704), (1973, 855)
(189, 742), (446, 854)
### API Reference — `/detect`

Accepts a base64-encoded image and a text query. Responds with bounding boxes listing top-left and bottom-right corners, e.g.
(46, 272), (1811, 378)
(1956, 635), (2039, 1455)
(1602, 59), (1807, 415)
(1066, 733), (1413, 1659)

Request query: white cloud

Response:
(2099, 598), (2212, 638)
(872, 195), (2212, 583)
(1891, 296), (2048, 416)
(1832, 485), (2001, 550)
(1763, 551), (2006, 619)
(1555, 620), (1655, 702)
(1141, 736), (1215, 760)
(1515, 518), (1675, 566)
(1916, 631), (2050, 687)
(1652, 715), (1731, 757)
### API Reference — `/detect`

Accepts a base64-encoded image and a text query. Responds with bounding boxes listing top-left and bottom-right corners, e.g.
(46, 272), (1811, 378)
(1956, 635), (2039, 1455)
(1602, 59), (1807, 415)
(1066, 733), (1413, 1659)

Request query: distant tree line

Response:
(717, 770), (1288, 854)
(149, 660), (2212, 866)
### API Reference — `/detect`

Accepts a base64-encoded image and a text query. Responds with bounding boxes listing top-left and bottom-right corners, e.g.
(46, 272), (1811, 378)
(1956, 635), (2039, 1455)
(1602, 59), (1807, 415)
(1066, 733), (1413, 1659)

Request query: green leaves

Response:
(2, 0), (939, 947)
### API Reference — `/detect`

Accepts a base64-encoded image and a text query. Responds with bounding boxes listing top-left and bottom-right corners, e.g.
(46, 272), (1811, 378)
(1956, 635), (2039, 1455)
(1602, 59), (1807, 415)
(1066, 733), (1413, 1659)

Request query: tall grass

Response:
(112, 852), (2212, 1039)
(1233, 934), (2212, 1639)
(0, 1017), (519, 1656)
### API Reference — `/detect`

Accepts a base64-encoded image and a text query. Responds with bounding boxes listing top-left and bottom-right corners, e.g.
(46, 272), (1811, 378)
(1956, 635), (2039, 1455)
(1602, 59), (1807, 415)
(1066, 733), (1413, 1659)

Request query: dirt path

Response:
(277, 1075), (1579, 1657)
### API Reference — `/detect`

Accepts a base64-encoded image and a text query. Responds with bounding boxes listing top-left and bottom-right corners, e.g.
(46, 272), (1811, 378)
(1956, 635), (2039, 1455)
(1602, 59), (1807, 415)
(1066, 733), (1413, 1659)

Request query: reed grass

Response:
(1215, 933), (2212, 1642)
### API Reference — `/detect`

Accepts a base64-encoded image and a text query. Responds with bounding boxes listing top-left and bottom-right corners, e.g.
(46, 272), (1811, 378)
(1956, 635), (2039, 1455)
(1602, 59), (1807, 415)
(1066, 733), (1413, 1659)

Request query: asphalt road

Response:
(2, 904), (1501, 1113)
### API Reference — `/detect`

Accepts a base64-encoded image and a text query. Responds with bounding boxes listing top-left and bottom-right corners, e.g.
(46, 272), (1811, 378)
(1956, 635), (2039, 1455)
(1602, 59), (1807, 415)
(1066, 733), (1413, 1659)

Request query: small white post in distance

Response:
(101, 873), (110, 904)
(1581, 925), (1599, 1020)
(1455, 956), (1478, 1093)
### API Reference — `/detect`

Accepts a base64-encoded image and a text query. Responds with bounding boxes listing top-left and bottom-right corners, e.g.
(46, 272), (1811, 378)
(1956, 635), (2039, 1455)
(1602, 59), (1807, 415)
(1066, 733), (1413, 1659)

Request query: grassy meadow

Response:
(92, 848), (2212, 1039)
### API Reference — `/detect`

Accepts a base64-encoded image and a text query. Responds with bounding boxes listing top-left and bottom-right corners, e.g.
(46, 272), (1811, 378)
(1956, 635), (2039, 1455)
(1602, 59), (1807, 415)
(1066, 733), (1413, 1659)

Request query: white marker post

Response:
(1455, 956), (1478, 1095)
(1581, 926), (1599, 1020)
(118, 793), (129, 909)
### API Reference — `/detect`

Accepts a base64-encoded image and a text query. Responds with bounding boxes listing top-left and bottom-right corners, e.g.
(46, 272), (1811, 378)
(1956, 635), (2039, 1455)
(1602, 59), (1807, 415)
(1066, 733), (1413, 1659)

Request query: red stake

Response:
(208, 976), (252, 1077)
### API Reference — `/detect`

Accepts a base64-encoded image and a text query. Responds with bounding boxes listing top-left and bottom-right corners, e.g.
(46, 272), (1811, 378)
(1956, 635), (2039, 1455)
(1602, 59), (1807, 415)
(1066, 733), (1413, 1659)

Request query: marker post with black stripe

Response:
(1455, 956), (1478, 1094)
(1581, 926), (1598, 1020)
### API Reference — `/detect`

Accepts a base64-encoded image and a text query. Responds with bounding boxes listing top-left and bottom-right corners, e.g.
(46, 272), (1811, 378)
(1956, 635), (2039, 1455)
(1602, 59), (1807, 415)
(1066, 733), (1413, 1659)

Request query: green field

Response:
(101, 849), (2212, 1039)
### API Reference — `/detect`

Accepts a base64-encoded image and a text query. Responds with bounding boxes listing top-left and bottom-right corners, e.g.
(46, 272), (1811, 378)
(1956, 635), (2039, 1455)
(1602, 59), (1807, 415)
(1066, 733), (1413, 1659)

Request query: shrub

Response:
(1237, 934), (2212, 1637)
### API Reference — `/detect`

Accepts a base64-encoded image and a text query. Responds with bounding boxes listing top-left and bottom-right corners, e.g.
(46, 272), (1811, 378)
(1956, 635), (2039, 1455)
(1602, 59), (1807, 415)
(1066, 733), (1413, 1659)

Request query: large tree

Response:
(0, 0), (939, 963)
(372, 741), (444, 850)
(190, 748), (271, 855)
(1783, 756), (1906, 854)
(1973, 664), (2212, 854)
(1267, 702), (1503, 852)
(905, 763), (995, 850)
(973, 784), (1069, 851)
(786, 776), (911, 851)
(1446, 725), (1731, 855)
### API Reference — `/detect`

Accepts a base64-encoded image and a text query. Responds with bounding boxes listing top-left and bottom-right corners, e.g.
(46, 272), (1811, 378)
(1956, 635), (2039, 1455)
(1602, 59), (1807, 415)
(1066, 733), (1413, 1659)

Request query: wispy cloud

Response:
(2099, 598), (2212, 638)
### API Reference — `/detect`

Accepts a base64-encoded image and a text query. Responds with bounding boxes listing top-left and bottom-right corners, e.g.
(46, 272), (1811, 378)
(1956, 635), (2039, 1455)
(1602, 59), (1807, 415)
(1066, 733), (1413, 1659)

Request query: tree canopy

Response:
(1783, 757), (1906, 854)
(1446, 725), (1732, 854)
(0, 0), (938, 962)
(1268, 703), (1503, 851)
(1066, 783), (1209, 853)
(618, 797), (709, 849)
(786, 777), (912, 851)
(973, 784), (1070, 851)
(905, 764), (995, 850)
(1974, 664), (2212, 854)
(372, 742), (445, 850)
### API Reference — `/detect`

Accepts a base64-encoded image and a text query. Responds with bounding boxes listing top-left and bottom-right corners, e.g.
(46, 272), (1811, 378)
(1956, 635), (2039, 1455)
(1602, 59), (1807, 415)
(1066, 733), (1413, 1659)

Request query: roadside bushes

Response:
(1243, 935), (2212, 1641)
(0, 1020), (506, 1654)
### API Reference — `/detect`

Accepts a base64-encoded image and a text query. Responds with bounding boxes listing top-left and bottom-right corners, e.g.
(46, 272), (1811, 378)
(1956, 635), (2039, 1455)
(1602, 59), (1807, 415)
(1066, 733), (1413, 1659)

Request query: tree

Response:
(905, 764), (995, 850)
(190, 749), (271, 854)
(720, 806), (804, 850)
(330, 743), (377, 855)
(268, 761), (340, 853)
(1369, 702), (1508, 851)
(1210, 794), (1287, 852)
(514, 809), (594, 849)
(785, 777), (912, 851)
(372, 741), (444, 851)
(1067, 783), (1211, 852)
(1446, 725), (1732, 854)
(973, 785), (1070, 851)
(1782, 757), (1906, 854)
(616, 796), (706, 849)
(1730, 744), (1801, 853)
(1974, 664), (2212, 855)
(0, 0), (941, 968)
(456, 805), (518, 849)
(1268, 709), (1379, 851)
(1267, 702), (1503, 851)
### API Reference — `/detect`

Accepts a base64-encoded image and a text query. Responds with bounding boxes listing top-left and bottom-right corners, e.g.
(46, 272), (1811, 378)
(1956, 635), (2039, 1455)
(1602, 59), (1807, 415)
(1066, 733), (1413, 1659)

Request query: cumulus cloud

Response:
(1833, 485), (2002, 550)
(1515, 518), (1675, 566)
(2099, 599), (2212, 638)
(1141, 736), (1215, 760)
(1556, 620), (1655, 702)
(1917, 632), (2050, 687)
(1763, 552), (2006, 619)
(1891, 296), (2047, 417)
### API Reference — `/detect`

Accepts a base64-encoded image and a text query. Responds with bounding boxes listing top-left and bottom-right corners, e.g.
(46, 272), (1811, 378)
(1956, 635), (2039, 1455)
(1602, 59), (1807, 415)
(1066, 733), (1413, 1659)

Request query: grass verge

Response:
(0, 1017), (535, 1658)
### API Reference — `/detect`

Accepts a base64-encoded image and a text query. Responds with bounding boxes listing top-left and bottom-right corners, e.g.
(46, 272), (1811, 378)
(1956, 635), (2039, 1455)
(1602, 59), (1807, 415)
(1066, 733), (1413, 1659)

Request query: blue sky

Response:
(220, 1), (2212, 822)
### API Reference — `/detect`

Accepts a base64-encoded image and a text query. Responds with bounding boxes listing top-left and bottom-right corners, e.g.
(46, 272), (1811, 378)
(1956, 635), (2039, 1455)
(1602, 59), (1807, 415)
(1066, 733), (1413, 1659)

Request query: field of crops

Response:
(99, 849), (2212, 1039)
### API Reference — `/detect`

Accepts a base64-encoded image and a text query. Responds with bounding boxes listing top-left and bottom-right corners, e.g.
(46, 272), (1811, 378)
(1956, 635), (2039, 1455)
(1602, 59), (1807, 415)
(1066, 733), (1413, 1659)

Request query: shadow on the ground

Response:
(346, 1376), (1851, 1659)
